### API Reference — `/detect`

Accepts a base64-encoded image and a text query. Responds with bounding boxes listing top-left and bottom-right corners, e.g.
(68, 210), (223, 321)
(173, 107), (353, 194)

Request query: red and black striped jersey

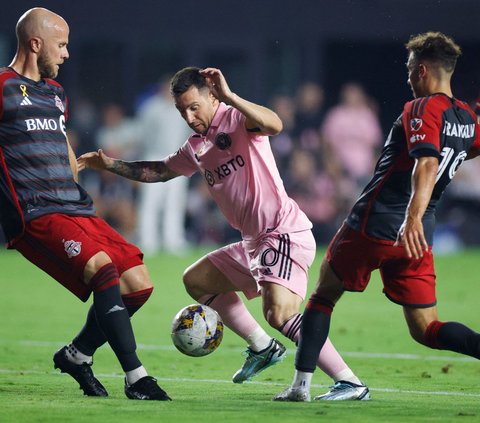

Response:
(347, 93), (480, 245)
(0, 67), (95, 245)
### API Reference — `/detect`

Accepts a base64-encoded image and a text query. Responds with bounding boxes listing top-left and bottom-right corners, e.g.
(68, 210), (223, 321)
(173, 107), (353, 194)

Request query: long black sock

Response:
(90, 263), (142, 372)
(74, 288), (154, 356)
(294, 295), (334, 373)
(73, 305), (104, 356)
(426, 321), (480, 359)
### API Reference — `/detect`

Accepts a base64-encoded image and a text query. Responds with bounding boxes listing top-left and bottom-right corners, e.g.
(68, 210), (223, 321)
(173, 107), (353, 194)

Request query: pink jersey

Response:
(164, 103), (312, 241)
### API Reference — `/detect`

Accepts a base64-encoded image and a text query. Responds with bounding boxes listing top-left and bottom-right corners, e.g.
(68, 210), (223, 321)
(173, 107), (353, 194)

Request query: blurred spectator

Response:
(94, 103), (140, 241)
(68, 97), (99, 155)
(96, 102), (140, 160)
(293, 81), (325, 152)
(135, 77), (191, 255)
(269, 94), (297, 169)
(285, 148), (355, 244)
(321, 82), (383, 196)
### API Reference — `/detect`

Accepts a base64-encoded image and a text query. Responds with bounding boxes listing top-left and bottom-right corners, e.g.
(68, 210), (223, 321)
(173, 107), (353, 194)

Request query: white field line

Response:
(0, 339), (478, 398)
(0, 368), (479, 398)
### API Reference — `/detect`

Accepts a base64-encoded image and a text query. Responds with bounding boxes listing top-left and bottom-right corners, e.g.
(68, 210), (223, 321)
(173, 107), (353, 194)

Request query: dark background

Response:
(0, 0), (479, 132)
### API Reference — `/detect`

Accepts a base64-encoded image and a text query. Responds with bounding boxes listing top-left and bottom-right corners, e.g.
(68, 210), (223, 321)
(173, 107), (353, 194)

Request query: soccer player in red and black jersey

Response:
(275, 32), (480, 401)
(0, 8), (170, 400)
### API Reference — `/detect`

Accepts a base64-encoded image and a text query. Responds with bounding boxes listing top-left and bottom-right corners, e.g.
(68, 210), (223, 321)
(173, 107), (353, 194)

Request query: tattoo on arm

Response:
(110, 160), (171, 182)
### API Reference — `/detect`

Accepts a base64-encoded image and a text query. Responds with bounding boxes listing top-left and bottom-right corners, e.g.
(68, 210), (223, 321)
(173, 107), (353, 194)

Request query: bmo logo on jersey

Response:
(25, 115), (67, 137)
(204, 154), (245, 186)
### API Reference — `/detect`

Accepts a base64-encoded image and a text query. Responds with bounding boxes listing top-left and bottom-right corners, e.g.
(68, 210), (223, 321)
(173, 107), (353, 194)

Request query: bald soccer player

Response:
(0, 8), (171, 401)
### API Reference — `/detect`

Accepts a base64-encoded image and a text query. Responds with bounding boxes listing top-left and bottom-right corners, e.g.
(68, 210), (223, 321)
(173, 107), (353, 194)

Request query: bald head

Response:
(10, 8), (70, 80)
(16, 7), (69, 46)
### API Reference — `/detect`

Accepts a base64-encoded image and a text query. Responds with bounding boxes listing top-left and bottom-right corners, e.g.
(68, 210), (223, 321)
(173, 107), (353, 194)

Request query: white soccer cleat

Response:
(314, 380), (371, 401)
(273, 386), (311, 402)
(232, 338), (286, 383)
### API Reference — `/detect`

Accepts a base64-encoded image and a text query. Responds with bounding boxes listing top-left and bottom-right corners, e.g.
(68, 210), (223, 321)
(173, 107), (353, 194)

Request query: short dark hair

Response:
(405, 32), (461, 73)
(170, 67), (208, 97)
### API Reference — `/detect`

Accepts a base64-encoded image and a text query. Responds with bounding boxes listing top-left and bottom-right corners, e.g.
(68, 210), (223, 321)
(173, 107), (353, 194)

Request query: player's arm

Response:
(77, 149), (179, 183)
(394, 156), (438, 259)
(67, 138), (79, 182)
(200, 67), (283, 136)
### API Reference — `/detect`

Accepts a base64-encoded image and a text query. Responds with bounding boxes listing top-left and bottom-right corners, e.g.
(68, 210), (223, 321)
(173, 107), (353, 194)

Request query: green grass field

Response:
(0, 247), (479, 423)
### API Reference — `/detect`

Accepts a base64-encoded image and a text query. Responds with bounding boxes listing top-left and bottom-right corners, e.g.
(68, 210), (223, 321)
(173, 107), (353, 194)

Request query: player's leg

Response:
(22, 214), (168, 400)
(71, 264), (154, 367)
(262, 277), (366, 402)
(80, 251), (170, 400)
(13, 215), (108, 397)
(273, 257), (366, 401)
(183, 249), (281, 381)
(274, 225), (372, 402)
(404, 306), (480, 358)
(57, 218), (162, 398)
(385, 247), (480, 360)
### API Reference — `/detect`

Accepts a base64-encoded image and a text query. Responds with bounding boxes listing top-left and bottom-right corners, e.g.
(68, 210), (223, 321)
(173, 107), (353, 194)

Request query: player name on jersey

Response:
(442, 121), (475, 138)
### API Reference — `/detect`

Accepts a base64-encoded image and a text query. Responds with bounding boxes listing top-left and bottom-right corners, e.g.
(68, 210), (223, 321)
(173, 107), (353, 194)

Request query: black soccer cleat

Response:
(53, 346), (108, 397)
(125, 376), (172, 401)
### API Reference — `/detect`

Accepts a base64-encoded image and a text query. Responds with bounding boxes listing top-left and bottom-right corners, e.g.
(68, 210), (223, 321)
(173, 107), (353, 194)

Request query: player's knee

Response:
(182, 268), (205, 300)
(409, 328), (426, 345)
(118, 263), (153, 294)
(407, 322), (431, 346)
(126, 277), (153, 292)
(264, 305), (295, 329)
(122, 286), (154, 317)
(84, 251), (113, 284)
(182, 267), (195, 289)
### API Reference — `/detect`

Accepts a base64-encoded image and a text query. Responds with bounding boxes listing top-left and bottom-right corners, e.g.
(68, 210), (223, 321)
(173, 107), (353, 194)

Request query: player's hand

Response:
(394, 216), (429, 259)
(199, 67), (234, 103)
(77, 149), (114, 172)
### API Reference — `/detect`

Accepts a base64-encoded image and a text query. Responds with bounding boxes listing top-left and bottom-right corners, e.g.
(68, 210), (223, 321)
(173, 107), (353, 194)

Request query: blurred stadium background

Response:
(1, 0), (479, 253)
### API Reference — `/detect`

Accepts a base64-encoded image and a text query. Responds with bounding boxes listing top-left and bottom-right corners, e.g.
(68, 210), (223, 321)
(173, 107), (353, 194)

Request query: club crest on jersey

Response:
(204, 169), (215, 186)
(63, 239), (82, 258)
(410, 118), (423, 131)
(215, 132), (232, 150)
(54, 95), (65, 113)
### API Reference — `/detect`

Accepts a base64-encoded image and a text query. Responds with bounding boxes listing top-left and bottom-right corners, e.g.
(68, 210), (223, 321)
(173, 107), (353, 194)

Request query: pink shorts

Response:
(13, 214), (144, 302)
(327, 223), (436, 307)
(207, 230), (316, 300)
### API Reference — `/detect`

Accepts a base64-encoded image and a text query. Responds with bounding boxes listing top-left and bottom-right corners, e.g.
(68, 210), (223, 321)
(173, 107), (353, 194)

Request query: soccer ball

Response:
(171, 304), (224, 357)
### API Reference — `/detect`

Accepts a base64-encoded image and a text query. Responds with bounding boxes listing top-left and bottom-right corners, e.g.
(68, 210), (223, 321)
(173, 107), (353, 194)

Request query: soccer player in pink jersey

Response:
(78, 67), (368, 399)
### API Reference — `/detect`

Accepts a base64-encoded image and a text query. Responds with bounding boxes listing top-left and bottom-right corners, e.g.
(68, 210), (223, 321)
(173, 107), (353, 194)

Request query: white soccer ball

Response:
(171, 304), (224, 357)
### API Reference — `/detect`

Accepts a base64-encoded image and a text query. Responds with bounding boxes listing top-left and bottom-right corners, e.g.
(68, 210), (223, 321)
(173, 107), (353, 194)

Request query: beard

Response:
(37, 53), (58, 79)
